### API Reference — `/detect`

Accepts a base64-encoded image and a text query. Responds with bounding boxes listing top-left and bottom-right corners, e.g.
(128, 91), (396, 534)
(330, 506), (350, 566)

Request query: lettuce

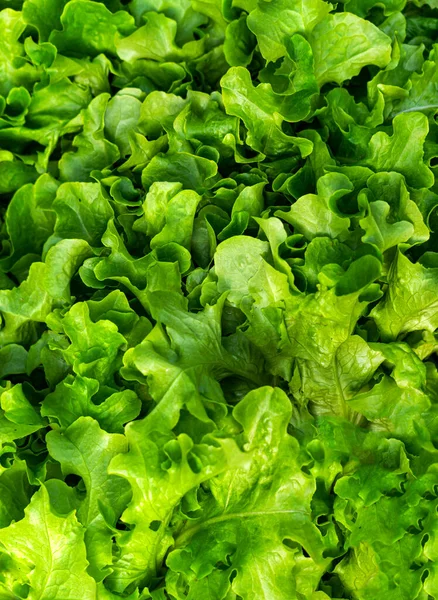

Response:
(0, 1), (437, 599)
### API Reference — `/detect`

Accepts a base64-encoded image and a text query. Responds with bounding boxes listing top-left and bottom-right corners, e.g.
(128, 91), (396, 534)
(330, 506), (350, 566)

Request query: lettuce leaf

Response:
(0, 1), (437, 598)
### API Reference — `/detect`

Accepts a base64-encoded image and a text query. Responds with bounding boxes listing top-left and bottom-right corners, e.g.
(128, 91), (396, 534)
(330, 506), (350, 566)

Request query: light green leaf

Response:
(215, 235), (271, 305)
(359, 172), (429, 251)
(0, 176), (57, 271)
(105, 92), (142, 157)
(107, 415), (243, 592)
(59, 94), (120, 182)
(361, 112), (434, 189)
(50, 0), (135, 57)
(49, 181), (113, 247)
(371, 251), (438, 339)
(276, 173), (351, 241)
(221, 66), (314, 157)
(22, 0), (68, 42)
(149, 189), (201, 250)
(359, 199), (414, 251)
(116, 11), (204, 63)
(311, 12), (392, 86)
(0, 9), (39, 97)
(167, 387), (329, 600)
(0, 485), (97, 598)
(292, 335), (383, 418)
(42, 374), (141, 433)
(122, 292), (264, 426)
(391, 48), (438, 116)
(247, 0), (331, 62)
(61, 302), (126, 385)
(47, 417), (130, 581)
(285, 287), (371, 368)
(0, 238), (92, 345)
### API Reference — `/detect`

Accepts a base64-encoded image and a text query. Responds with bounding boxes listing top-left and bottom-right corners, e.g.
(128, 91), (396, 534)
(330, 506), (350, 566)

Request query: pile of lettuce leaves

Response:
(2, 0), (438, 598)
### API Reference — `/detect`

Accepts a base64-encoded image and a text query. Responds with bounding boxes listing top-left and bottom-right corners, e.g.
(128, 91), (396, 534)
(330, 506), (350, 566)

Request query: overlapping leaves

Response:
(0, 1), (438, 599)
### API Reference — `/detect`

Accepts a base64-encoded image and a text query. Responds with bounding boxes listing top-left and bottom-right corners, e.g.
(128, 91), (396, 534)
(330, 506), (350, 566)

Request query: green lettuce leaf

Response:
(0, 485), (97, 598)
(46, 416), (131, 581)
(42, 374), (141, 433)
(310, 12), (392, 86)
(361, 112), (434, 189)
(247, 0), (331, 63)
(107, 408), (244, 592)
(167, 387), (330, 600)
(50, 0), (135, 57)
(0, 1), (436, 598)
(371, 250), (438, 339)
(59, 94), (120, 182)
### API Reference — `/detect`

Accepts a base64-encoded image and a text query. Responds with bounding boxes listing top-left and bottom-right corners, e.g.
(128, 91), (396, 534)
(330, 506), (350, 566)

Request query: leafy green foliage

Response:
(0, 1), (437, 599)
